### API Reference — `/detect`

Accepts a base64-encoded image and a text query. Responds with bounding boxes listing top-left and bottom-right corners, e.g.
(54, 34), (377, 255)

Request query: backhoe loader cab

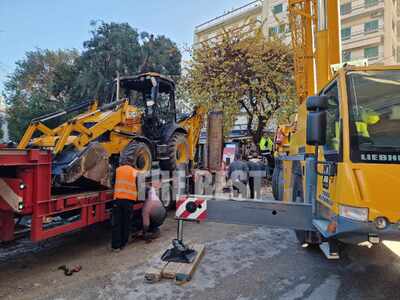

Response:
(113, 73), (177, 139)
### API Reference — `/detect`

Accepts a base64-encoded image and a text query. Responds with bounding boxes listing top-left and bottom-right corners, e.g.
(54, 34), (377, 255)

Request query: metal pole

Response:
(317, 0), (328, 31)
(313, 145), (319, 215)
(116, 71), (120, 101)
(177, 220), (184, 242)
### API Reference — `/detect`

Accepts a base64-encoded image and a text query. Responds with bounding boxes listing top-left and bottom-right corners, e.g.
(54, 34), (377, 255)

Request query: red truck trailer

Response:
(0, 148), (168, 243)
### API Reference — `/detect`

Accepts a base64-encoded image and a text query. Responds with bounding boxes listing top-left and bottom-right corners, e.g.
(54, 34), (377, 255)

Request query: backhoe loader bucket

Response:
(53, 143), (111, 188)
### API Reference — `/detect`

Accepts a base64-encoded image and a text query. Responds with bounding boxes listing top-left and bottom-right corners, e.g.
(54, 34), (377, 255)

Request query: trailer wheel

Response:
(160, 132), (189, 171)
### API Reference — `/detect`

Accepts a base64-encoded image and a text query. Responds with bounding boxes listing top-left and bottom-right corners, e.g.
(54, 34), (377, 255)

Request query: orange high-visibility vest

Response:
(114, 165), (138, 201)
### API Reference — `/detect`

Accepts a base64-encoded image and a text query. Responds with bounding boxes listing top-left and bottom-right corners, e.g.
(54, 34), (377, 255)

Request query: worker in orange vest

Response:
(111, 159), (138, 251)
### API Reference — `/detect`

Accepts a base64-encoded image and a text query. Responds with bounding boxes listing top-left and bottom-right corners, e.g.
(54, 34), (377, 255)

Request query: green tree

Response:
(184, 25), (295, 147)
(75, 22), (181, 102)
(74, 22), (142, 102)
(4, 49), (79, 141)
(139, 33), (181, 75)
(4, 21), (182, 141)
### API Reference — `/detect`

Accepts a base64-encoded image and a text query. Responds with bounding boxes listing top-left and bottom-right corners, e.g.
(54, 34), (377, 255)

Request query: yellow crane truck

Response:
(269, 0), (400, 256)
(180, 0), (400, 259)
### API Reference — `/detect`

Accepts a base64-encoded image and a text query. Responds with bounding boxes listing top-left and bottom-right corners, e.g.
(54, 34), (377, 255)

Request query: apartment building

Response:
(340, 0), (398, 64)
(194, 0), (265, 45)
(194, 0), (400, 65)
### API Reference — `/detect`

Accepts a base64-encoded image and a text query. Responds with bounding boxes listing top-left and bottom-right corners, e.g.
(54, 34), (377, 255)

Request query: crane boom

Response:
(288, 0), (340, 103)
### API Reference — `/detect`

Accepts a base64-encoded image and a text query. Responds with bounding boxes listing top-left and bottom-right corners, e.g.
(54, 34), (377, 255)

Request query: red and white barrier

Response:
(175, 196), (207, 221)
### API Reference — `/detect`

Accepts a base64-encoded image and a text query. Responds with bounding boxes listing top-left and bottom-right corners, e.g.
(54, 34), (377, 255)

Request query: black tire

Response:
(120, 141), (152, 172)
(160, 132), (189, 171)
(295, 229), (322, 246)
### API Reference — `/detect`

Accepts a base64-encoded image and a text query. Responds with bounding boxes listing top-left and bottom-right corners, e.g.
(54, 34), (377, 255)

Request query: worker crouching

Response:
(112, 160), (138, 251)
(141, 186), (167, 242)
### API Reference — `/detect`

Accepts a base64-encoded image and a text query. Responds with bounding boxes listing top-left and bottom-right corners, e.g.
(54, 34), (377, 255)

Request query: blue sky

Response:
(0, 0), (249, 93)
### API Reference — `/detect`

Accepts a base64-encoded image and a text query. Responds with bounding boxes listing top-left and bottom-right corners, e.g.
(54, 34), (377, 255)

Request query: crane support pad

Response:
(205, 198), (314, 231)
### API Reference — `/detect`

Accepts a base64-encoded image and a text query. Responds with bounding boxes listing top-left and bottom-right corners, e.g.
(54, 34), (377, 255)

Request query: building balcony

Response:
(194, 0), (263, 34)
(341, 0), (384, 22)
(349, 54), (393, 65)
(342, 26), (384, 50)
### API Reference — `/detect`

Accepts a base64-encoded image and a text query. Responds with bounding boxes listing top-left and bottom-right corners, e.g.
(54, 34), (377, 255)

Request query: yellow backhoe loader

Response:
(17, 72), (205, 188)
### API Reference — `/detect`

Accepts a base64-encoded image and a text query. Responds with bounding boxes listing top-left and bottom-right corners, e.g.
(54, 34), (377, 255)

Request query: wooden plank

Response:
(162, 262), (179, 279)
(144, 249), (169, 284)
(144, 267), (164, 283)
(161, 244), (205, 284)
(175, 244), (205, 285)
(0, 178), (22, 211)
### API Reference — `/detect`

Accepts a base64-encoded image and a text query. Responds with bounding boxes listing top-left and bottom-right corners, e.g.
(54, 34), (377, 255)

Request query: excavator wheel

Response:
(120, 141), (152, 172)
(160, 132), (189, 171)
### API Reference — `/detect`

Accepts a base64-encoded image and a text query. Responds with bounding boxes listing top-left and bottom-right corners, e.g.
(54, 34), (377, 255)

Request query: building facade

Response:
(340, 0), (398, 65)
(194, 0), (265, 45)
(194, 0), (399, 65)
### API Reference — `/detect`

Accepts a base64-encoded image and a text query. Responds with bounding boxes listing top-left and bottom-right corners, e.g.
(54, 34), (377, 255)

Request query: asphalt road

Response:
(1, 212), (400, 300)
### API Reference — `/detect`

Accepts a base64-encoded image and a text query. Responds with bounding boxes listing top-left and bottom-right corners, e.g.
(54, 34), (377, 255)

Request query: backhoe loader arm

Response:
(178, 105), (207, 161)
(18, 99), (128, 155)
(18, 100), (98, 150)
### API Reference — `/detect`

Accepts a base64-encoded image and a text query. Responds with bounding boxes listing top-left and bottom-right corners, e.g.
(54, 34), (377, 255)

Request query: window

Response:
(269, 26), (279, 36)
(154, 91), (176, 125)
(347, 70), (400, 163)
(269, 24), (288, 35)
(340, 2), (352, 15)
(272, 3), (283, 14)
(342, 50), (352, 62)
(364, 46), (379, 59)
(121, 88), (144, 109)
(341, 27), (351, 40)
(322, 81), (341, 158)
(365, 0), (379, 7)
(364, 20), (379, 33)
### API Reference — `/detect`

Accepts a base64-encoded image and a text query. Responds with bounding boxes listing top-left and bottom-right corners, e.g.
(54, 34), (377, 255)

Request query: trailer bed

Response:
(0, 150), (114, 242)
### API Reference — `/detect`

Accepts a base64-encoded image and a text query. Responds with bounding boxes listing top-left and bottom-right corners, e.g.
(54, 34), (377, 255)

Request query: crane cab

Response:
(281, 65), (400, 244)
